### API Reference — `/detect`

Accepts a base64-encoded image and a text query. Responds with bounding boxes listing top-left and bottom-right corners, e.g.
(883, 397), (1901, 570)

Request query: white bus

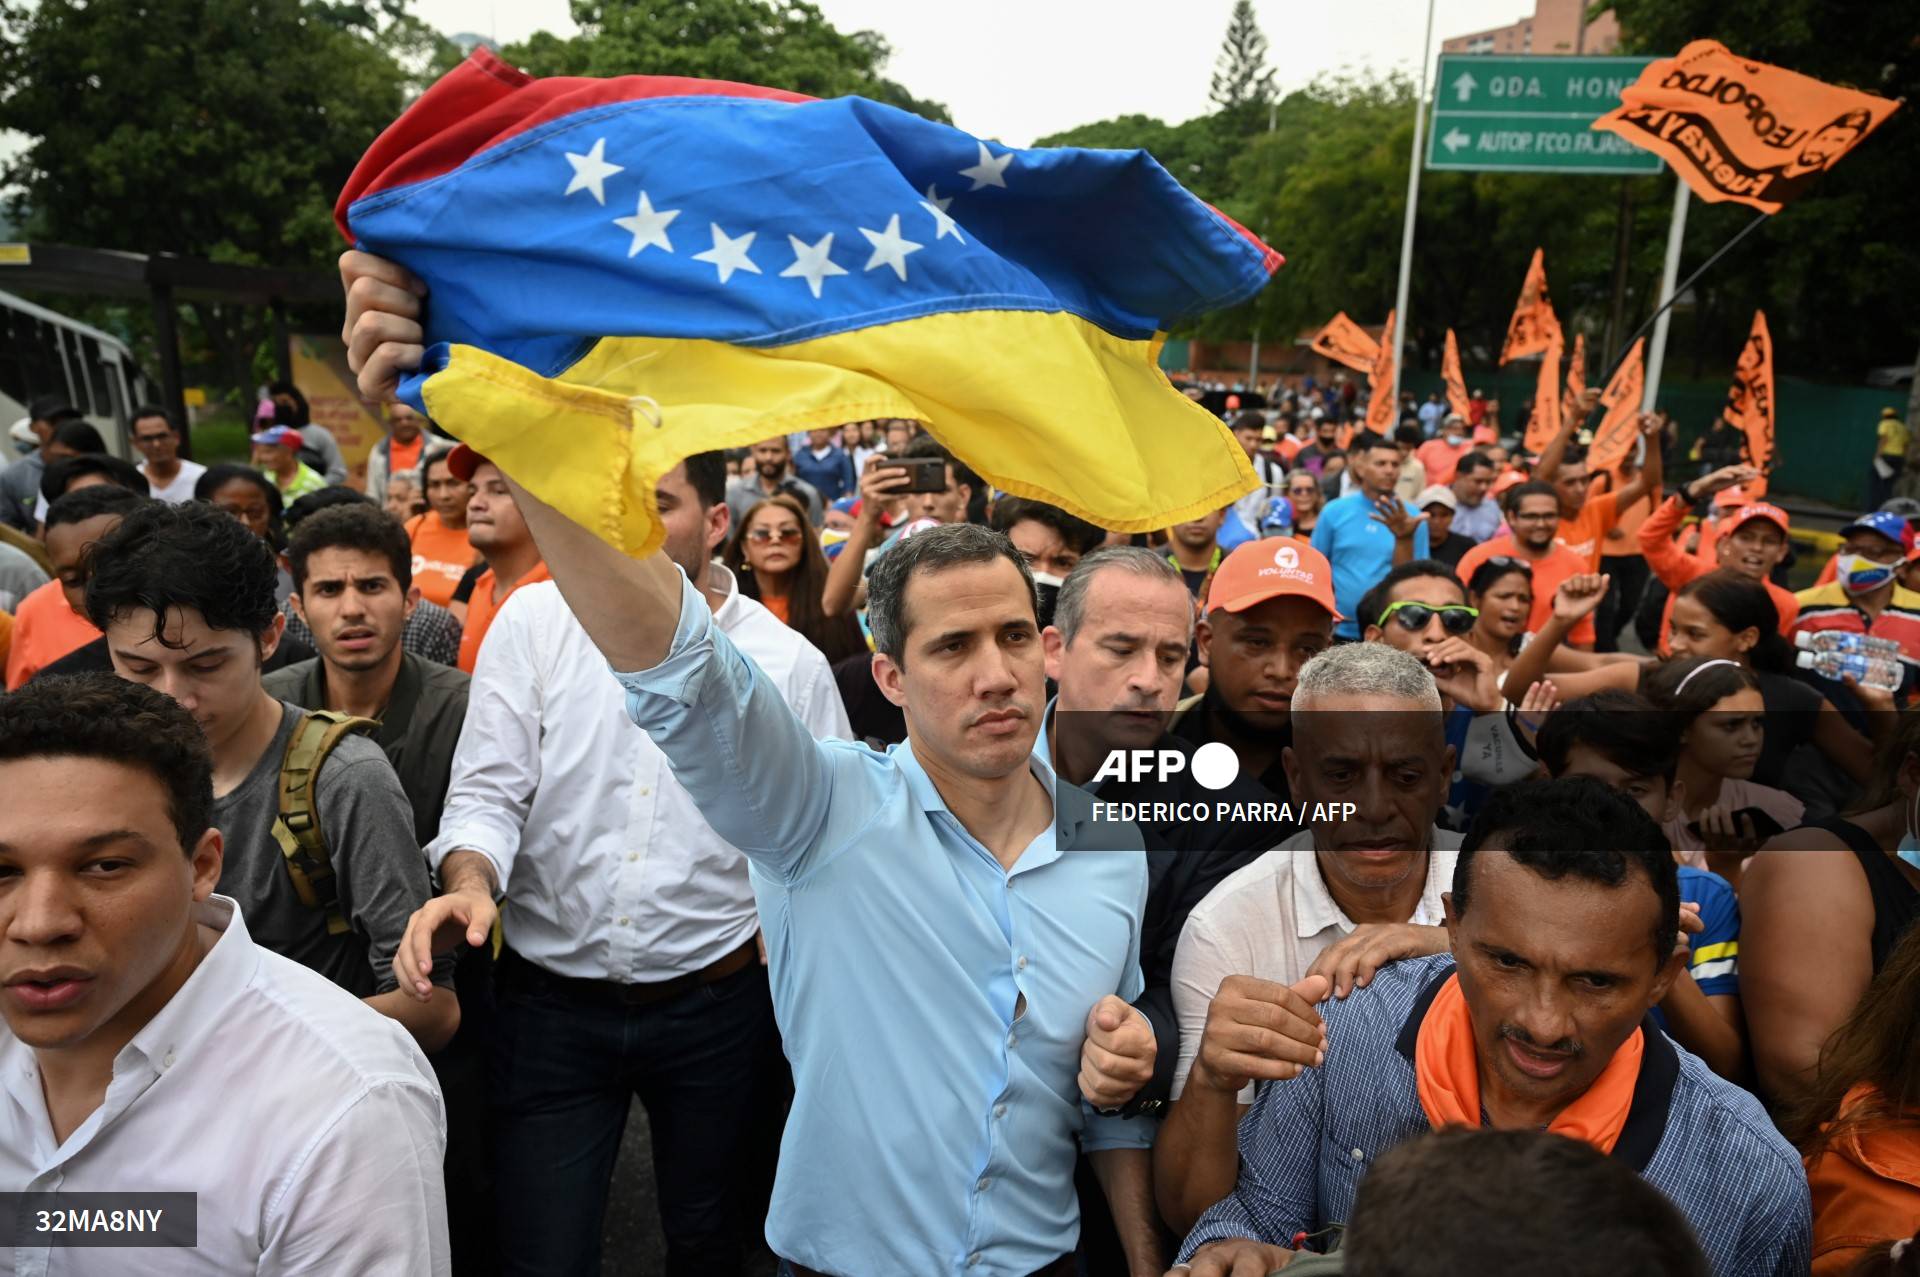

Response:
(0, 287), (152, 465)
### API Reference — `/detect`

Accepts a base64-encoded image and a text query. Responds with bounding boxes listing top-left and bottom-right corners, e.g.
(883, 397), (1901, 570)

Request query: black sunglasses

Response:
(1377, 601), (1479, 635)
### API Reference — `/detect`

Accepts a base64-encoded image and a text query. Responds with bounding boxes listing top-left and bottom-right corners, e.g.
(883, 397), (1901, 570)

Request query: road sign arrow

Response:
(1442, 127), (1470, 153)
(1452, 70), (1477, 102)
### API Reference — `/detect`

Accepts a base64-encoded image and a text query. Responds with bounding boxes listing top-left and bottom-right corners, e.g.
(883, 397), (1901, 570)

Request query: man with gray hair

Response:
(1039, 546), (1294, 1271)
(1153, 642), (1462, 1233)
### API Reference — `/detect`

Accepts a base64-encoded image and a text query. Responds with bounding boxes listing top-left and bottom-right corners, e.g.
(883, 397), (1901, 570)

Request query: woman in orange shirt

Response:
(404, 448), (478, 617)
(1784, 924), (1920, 1275)
(725, 494), (866, 664)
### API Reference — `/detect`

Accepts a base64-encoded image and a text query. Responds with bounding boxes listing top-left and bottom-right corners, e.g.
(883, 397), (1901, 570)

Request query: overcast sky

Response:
(413, 0), (1536, 145)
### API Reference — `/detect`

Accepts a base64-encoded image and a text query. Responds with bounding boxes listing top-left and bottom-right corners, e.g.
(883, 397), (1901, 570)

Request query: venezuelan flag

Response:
(338, 48), (1281, 556)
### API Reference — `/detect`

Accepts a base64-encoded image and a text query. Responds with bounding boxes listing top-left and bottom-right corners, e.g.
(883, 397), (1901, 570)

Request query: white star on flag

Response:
(919, 192), (963, 243)
(859, 214), (923, 282)
(613, 191), (679, 257)
(692, 223), (761, 284)
(563, 137), (623, 205)
(958, 141), (1013, 191)
(779, 233), (848, 299)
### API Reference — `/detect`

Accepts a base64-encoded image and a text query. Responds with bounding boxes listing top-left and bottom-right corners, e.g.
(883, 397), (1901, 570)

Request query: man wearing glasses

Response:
(128, 406), (206, 505)
(1454, 482), (1600, 648)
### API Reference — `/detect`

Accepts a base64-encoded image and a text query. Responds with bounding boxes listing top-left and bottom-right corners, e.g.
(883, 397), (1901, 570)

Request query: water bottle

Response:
(1796, 648), (1903, 693)
(1795, 629), (1903, 659)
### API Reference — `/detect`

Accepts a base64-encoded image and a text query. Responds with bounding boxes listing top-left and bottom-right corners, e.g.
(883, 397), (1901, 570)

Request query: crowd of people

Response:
(0, 250), (1915, 1277)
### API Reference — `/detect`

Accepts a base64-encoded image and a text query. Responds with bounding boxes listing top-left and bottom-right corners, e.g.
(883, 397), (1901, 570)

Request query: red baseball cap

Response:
(1206, 537), (1342, 620)
(1724, 502), (1789, 537)
(445, 442), (490, 482)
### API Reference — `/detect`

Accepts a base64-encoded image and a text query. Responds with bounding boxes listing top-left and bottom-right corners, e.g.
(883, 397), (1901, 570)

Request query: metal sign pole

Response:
(1641, 179), (1691, 411)
(1390, 0), (1437, 413)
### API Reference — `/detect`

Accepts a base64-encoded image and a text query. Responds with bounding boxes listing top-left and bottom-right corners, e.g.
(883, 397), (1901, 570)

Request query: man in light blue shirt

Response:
(1312, 432), (1430, 640)
(396, 510), (1162, 1274)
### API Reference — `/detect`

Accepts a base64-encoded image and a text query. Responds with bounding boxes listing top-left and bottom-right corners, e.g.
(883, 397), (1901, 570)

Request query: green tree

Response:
(1606, 0), (1920, 382)
(1209, 0), (1277, 126)
(0, 0), (435, 396)
(501, 0), (949, 121)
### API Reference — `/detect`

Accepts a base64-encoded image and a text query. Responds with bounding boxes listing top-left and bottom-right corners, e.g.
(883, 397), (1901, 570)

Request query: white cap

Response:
(1795, 650), (1817, 671)
(8, 418), (34, 448)
(1416, 484), (1458, 512)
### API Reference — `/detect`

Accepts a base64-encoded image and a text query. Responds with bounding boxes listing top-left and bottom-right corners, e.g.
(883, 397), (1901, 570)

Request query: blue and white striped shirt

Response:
(1178, 955), (1810, 1276)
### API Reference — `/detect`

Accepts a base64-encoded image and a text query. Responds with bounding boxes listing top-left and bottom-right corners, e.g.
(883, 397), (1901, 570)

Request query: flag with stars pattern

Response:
(339, 48), (1281, 556)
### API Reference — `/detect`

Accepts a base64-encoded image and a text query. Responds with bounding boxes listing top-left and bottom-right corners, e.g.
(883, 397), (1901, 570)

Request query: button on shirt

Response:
(0, 896), (449, 1276)
(1177, 955), (1812, 1277)
(1170, 832), (1460, 1102)
(429, 572), (849, 981)
(614, 569), (1152, 1277)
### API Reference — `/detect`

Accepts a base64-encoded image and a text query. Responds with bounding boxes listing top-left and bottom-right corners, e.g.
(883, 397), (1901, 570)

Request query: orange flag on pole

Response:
(1311, 311), (1381, 374)
(1500, 249), (1560, 365)
(1442, 329), (1471, 420)
(1593, 41), (1900, 214)
(1523, 329), (1563, 455)
(1365, 311), (1397, 435)
(1588, 339), (1646, 475)
(1560, 333), (1588, 424)
(1723, 310), (1775, 496)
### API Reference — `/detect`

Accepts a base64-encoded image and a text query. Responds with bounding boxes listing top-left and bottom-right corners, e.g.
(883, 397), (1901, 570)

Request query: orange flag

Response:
(1311, 311), (1381, 374)
(1560, 333), (1588, 424)
(1365, 310), (1397, 435)
(1593, 40), (1900, 214)
(1588, 339), (1646, 475)
(1500, 249), (1560, 365)
(1723, 310), (1775, 496)
(1523, 329), (1563, 455)
(1442, 329), (1471, 420)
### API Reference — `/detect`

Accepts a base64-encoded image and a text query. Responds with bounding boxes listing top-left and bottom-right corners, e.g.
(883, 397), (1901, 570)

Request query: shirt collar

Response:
(891, 727), (1079, 870)
(1290, 837), (1453, 940)
(120, 895), (259, 1077)
(706, 561), (744, 629)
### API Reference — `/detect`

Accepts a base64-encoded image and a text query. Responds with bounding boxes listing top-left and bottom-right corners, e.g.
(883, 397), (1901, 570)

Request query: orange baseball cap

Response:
(1206, 537), (1342, 620)
(1724, 501), (1789, 536)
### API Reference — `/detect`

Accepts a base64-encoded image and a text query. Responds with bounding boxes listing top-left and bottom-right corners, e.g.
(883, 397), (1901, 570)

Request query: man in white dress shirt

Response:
(1151, 643), (1462, 1233)
(396, 452), (850, 1276)
(0, 674), (448, 1276)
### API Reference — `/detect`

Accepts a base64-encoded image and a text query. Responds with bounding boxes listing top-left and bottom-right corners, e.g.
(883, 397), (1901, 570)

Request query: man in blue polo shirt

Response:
(1312, 432), (1430, 640)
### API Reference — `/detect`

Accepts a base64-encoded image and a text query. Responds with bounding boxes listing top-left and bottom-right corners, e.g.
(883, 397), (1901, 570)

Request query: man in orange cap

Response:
(1169, 538), (1340, 808)
(1637, 463), (1799, 651)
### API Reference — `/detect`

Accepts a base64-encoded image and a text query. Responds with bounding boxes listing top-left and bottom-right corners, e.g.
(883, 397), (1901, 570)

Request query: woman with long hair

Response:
(1503, 568), (1884, 795)
(1743, 710), (1920, 1104)
(1284, 470), (1323, 538)
(1642, 655), (1804, 878)
(1781, 923), (1920, 1274)
(1465, 557), (1533, 678)
(726, 493), (866, 665)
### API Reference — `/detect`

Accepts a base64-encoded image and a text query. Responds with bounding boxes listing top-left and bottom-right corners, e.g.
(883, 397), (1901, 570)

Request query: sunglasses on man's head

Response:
(1377, 600), (1479, 635)
(748, 527), (803, 544)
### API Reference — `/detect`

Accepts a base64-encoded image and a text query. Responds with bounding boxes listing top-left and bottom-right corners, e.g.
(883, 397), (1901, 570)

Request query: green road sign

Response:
(1427, 53), (1663, 175)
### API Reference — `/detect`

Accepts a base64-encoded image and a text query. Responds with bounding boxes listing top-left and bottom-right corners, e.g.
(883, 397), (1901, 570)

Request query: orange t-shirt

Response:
(1456, 535), (1597, 646)
(760, 592), (792, 625)
(4, 579), (102, 689)
(406, 512), (477, 609)
(1415, 437), (1474, 487)
(458, 561), (552, 673)
(389, 434), (426, 477)
(1555, 488), (1621, 570)
(1806, 1084), (1920, 1277)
